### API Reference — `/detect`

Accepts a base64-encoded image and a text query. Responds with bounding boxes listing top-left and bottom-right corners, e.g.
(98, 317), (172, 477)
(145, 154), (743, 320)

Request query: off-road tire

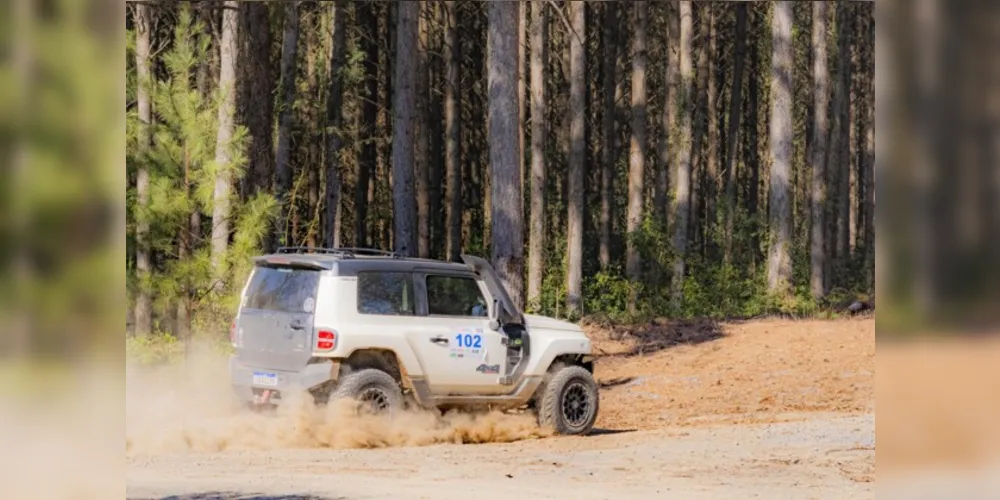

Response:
(331, 368), (403, 416)
(537, 365), (599, 435)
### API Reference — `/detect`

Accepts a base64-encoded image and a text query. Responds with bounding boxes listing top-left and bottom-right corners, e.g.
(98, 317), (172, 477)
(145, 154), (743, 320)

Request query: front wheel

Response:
(537, 365), (599, 435)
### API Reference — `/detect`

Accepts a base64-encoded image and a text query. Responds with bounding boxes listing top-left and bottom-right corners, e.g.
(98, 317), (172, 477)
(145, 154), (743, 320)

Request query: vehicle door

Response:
(412, 271), (509, 395)
(235, 264), (319, 377)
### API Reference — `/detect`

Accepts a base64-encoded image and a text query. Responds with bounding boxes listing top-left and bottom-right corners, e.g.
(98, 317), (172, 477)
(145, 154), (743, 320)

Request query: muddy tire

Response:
(331, 368), (403, 416)
(537, 365), (599, 435)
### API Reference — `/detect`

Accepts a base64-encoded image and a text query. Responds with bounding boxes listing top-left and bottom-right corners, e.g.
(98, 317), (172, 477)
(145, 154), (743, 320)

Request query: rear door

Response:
(235, 264), (320, 373)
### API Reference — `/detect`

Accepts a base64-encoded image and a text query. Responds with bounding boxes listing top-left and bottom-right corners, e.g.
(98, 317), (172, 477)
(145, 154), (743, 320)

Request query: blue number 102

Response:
(455, 334), (483, 348)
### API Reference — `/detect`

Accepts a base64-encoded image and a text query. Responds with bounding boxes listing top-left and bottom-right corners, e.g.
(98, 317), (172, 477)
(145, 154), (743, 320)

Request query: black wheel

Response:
(537, 365), (599, 435)
(331, 368), (403, 416)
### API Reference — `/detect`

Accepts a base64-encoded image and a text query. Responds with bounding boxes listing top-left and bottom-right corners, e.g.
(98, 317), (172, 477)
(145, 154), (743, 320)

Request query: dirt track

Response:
(126, 318), (875, 499)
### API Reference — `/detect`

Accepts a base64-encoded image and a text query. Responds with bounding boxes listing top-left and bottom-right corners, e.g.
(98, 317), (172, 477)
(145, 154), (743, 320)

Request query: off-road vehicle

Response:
(229, 247), (599, 435)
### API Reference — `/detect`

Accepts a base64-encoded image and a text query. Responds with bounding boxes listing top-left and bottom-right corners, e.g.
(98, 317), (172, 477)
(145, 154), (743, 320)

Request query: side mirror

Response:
(489, 299), (502, 331)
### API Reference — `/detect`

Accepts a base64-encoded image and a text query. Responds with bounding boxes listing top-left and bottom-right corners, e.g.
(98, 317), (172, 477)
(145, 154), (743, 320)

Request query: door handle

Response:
(290, 321), (305, 331)
(429, 336), (449, 345)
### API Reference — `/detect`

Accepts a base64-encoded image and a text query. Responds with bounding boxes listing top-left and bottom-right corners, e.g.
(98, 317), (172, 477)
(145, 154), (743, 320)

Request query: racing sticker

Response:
(450, 328), (484, 359)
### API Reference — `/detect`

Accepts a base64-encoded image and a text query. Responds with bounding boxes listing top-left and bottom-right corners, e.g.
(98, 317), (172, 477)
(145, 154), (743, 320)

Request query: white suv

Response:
(230, 247), (599, 435)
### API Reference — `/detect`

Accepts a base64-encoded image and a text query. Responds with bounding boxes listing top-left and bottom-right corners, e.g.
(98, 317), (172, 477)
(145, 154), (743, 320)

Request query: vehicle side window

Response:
(357, 272), (415, 316)
(426, 275), (488, 317)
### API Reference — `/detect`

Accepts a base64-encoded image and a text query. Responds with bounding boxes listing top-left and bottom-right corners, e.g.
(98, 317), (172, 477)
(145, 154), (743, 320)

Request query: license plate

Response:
(252, 371), (278, 387)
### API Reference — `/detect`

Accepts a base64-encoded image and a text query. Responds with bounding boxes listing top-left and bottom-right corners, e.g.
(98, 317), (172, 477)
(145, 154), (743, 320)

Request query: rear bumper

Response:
(229, 355), (336, 403)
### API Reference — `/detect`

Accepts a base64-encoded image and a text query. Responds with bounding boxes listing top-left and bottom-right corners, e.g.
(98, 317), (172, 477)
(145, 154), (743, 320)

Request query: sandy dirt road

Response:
(127, 413), (873, 499)
(126, 318), (874, 499)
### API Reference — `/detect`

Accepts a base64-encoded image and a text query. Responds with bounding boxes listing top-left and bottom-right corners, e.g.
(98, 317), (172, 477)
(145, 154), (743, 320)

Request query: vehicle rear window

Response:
(357, 272), (415, 316)
(243, 266), (320, 313)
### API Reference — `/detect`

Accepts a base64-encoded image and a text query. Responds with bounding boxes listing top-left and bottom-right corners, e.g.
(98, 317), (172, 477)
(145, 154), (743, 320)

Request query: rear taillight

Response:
(316, 329), (337, 351)
(230, 321), (238, 347)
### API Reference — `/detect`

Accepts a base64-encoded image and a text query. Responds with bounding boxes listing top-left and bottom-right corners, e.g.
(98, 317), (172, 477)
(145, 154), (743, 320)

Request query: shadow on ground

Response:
(590, 318), (726, 358)
(587, 427), (637, 437)
(132, 494), (345, 500)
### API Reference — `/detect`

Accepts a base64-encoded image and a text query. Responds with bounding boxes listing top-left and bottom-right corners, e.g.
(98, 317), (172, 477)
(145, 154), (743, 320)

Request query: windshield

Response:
(243, 266), (320, 313)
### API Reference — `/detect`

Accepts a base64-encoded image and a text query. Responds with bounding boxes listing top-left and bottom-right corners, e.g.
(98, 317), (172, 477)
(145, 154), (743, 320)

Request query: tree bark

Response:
(566, 0), (586, 316)
(689, 4), (710, 248)
(747, 18), (761, 267)
(626, 1), (648, 313)
(829, 1), (852, 270)
(488, 0), (525, 310)
(356, 3), (378, 248)
(599, 2), (618, 270)
(705, 5), (718, 255)
(211, 0), (239, 282)
(134, 1), (152, 337)
(671, 1), (694, 308)
(723, 3), (747, 264)
(325, 0), (347, 248)
(527, 0), (547, 310)
(767, 1), (794, 295)
(392, 1), (418, 257)
(241, 3), (275, 199)
(810, 1), (830, 298)
(864, 11), (875, 293)
(660, 1), (680, 226)
(519, 1), (527, 217)
(444, 1), (462, 262)
(274, 2), (301, 248)
(415, 4), (431, 258)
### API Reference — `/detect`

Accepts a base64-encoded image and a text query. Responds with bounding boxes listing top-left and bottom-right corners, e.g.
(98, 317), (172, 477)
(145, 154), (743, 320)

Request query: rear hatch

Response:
(235, 262), (320, 372)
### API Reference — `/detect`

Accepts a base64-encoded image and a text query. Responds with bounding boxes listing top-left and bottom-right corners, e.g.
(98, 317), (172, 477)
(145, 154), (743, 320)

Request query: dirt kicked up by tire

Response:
(537, 365), (599, 435)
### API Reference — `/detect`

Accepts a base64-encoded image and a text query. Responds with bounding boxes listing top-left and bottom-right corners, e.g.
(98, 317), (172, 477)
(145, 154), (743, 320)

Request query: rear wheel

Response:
(331, 368), (403, 415)
(537, 365), (599, 435)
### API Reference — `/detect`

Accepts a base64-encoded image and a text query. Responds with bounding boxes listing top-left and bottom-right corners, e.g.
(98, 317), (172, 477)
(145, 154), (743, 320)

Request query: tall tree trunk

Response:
(705, 5), (718, 256)
(325, 0), (347, 248)
(527, 0), (547, 310)
(488, 0), (525, 310)
(626, 1), (648, 313)
(671, 1), (694, 308)
(566, 0), (586, 316)
(415, 4), (431, 258)
(211, 0), (239, 282)
(660, 2), (680, 225)
(241, 3), (275, 199)
(134, 1), (152, 337)
(599, 2), (618, 270)
(519, 1), (527, 217)
(356, 3), (378, 247)
(392, 1), (418, 256)
(723, 3), (747, 264)
(767, 1), (794, 295)
(864, 11), (875, 293)
(428, 3), (445, 258)
(274, 2), (301, 248)
(444, 1), (462, 262)
(748, 26), (761, 268)
(689, 4), (709, 249)
(810, 1), (830, 298)
(829, 1), (852, 271)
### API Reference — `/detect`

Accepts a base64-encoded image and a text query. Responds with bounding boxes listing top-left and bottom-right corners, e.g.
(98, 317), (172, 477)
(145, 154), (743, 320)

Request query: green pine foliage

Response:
(126, 7), (277, 342)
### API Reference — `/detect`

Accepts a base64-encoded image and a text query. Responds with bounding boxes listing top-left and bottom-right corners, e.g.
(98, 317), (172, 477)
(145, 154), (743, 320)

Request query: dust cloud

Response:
(125, 344), (551, 455)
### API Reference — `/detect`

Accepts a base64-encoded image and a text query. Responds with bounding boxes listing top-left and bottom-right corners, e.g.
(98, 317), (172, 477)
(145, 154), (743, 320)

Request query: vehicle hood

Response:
(523, 314), (585, 334)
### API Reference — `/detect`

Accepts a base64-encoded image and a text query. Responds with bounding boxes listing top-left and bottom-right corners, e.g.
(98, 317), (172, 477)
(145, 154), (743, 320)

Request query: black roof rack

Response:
(275, 246), (400, 259)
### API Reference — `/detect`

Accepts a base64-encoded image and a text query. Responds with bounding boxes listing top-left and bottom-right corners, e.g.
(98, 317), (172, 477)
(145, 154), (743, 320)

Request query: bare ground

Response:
(126, 317), (875, 499)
